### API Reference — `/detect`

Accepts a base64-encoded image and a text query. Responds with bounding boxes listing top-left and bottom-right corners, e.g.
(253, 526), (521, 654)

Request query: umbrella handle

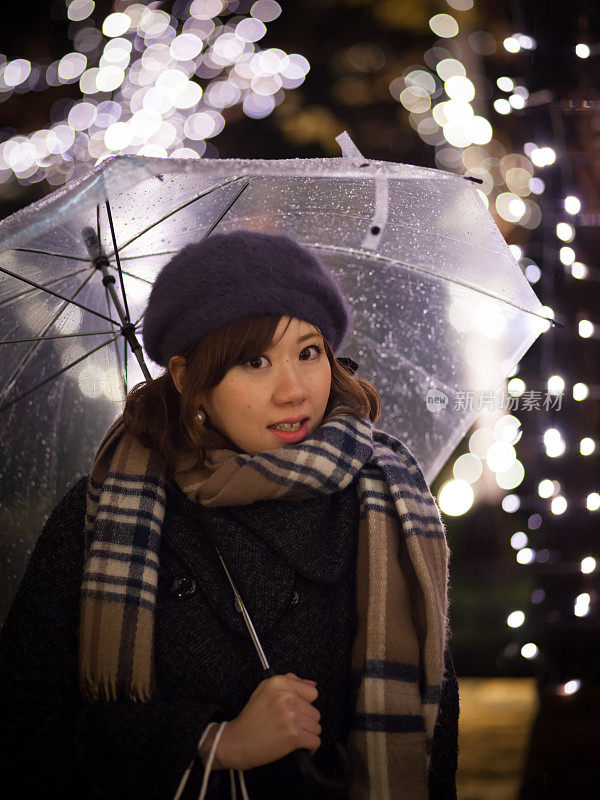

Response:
(263, 667), (352, 793)
(294, 744), (352, 794)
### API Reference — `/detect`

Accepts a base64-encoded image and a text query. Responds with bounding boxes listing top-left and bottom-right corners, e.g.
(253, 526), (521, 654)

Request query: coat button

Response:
(170, 575), (197, 597)
(290, 590), (299, 606)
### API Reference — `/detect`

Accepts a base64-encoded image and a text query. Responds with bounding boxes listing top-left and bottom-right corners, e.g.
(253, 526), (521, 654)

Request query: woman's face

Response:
(184, 316), (332, 454)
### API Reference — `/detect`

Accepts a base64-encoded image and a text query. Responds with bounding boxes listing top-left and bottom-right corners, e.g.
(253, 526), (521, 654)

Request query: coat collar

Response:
(160, 481), (359, 636)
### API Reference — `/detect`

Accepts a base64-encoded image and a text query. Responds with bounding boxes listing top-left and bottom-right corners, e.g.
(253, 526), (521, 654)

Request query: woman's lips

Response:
(268, 418), (309, 443)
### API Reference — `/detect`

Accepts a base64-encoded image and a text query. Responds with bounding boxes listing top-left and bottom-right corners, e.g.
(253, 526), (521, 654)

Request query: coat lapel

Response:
(160, 480), (359, 637)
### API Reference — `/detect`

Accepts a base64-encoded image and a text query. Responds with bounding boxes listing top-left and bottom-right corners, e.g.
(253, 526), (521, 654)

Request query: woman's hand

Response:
(215, 673), (321, 770)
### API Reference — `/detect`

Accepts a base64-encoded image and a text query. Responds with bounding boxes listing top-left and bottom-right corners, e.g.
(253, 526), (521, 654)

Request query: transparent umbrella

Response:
(0, 133), (548, 618)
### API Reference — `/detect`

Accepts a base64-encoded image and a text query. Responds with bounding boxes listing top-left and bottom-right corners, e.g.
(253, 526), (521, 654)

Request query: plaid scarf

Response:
(80, 412), (449, 799)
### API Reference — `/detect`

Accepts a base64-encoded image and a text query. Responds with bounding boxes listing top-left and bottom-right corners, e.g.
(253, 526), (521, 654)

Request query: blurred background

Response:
(0, 1), (598, 797)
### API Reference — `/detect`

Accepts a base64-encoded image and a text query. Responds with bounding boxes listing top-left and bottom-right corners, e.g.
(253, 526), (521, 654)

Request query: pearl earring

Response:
(196, 408), (206, 425)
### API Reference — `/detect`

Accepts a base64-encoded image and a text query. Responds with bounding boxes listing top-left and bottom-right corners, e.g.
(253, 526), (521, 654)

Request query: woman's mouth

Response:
(268, 417), (309, 442)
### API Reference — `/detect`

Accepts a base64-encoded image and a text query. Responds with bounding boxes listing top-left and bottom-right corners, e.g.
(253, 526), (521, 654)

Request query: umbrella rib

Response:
(0, 269), (98, 403)
(104, 283), (126, 400)
(106, 175), (248, 256)
(0, 334), (120, 413)
(108, 266), (154, 285)
(105, 199), (131, 322)
(0, 264), (120, 325)
(123, 335), (128, 396)
(119, 251), (178, 261)
(201, 179), (251, 239)
(0, 267), (90, 307)
(12, 247), (89, 263)
(0, 331), (115, 344)
(309, 243), (554, 327)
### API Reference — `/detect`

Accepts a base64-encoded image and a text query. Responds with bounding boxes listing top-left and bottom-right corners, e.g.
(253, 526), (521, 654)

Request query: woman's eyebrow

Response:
(297, 332), (321, 343)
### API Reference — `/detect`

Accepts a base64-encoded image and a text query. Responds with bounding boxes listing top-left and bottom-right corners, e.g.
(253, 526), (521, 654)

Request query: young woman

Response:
(0, 230), (458, 800)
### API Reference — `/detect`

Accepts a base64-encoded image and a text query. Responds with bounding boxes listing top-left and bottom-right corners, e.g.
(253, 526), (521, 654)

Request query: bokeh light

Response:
(0, 1), (302, 184)
(507, 610), (525, 628)
(581, 557), (597, 574)
(438, 479), (474, 516)
(578, 320), (594, 338)
(580, 437), (595, 455)
(429, 14), (459, 38)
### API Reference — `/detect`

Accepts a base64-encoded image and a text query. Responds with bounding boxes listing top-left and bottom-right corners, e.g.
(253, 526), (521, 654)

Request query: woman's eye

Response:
(247, 355), (268, 369)
(300, 344), (322, 360)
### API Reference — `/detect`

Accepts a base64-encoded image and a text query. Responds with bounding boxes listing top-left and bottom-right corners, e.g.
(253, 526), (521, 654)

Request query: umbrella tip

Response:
(82, 226), (100, 257)
(335, 131), (366, 162)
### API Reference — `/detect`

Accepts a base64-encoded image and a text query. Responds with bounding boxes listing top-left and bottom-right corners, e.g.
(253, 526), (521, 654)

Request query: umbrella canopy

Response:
(0, 139), (548, 618)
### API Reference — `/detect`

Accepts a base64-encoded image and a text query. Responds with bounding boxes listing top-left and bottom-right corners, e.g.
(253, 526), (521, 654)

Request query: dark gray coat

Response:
(0, 475), (458, 799)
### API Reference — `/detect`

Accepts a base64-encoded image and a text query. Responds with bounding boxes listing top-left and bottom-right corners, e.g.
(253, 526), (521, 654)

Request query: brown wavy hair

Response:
(124, 314), (381, 476)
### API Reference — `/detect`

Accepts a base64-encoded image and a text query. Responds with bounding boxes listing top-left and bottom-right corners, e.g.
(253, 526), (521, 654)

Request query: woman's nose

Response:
(271, 361), (307, 404)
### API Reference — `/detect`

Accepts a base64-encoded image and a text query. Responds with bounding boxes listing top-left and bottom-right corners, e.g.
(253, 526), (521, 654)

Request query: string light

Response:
(580, 437), (595, 455)
(571, 262), (588, 279)
(587, 493), (600, 511)
(507, 610), (525, 627)
(581, 556), (597, 574)
(573, 383), (589, 401)
(564, 195), (581, 214)
(511, 531), (529, 549)
(521, 642), (538, 659)
(560, 679), (581, 695)
(574, 592), (591, 617)
(575, 44), (590, 58)
(0, 0), (301, 185)
(550, 495), (567, 514)
(578, 320), (594, 338)
(516, 547), (535, 564)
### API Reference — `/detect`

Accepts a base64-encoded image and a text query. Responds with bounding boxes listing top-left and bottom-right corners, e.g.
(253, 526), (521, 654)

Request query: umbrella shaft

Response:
(95, 261), (152, 382)
(96, 261), (128, 324)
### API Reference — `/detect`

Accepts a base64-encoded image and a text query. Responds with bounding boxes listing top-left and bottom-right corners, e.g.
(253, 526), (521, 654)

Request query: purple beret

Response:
(142, 230), (350, 366)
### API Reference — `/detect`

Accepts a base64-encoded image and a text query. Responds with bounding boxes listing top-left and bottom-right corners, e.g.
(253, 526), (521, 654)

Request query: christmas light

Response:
(547, 375), (565, 394)
(521, 642), (538, 659)
(507, 378), (526, 397)
(0, 2), (304, 185)
(429, 14), (459, 38)
(581, 556), (597, 574)
(544, 428), (562, 447)
(564, 195), (581, 214)
(587, 493), (600, 511)
(580, 437), (595, 455)
(578, 320), (594, 338)
(511, 531), (529, 549)
(516, 547), (535, 564)
(497, 76), (514, 91)
(493, 98), (511, 115)
(507, 610), (525, 627)
(502, 494), (521, 513)
(437, 479), (474, 516)
(571, 262), (588, 279)
(530, 146), (556, 166)
(575, 44), (590, 58)
(556, 222), (575, 242)
(559, 246), (575, 265)
(573, 383), (589, 401)
(574, 593), (591, 617)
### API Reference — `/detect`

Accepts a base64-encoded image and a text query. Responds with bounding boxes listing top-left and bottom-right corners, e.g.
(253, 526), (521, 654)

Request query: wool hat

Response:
(142, 230), (350, 366)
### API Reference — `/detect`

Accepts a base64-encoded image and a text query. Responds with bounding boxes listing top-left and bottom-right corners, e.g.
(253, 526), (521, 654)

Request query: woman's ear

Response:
(168, 356), (186, 395)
